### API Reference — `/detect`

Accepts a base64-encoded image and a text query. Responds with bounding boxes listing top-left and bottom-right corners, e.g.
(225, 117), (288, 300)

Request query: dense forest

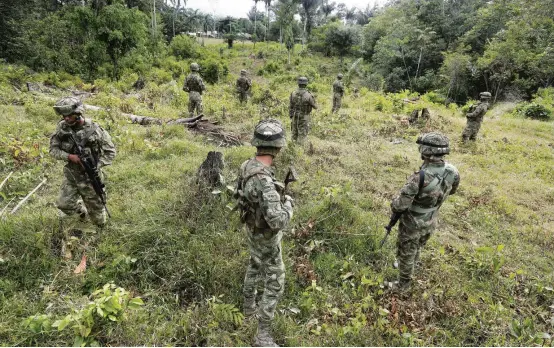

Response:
(1, 0), (553, 103)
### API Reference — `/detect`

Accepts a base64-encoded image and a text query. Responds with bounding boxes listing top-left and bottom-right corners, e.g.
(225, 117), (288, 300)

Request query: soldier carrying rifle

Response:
(384, 132), (459, 292)
(49, 97), (116, 229)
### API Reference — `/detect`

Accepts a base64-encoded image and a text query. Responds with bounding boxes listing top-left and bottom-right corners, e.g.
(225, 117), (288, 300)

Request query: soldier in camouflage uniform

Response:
(332, 73), (345, 113)
(49, 97), (116, 227)
(236, 69), (252, 104)
(289, 76), (317, 145)
(462, 91), (491, 142)
(183, 62), (206, 117)
(389, 132), (460, 290)
(234, 119), (294, 347)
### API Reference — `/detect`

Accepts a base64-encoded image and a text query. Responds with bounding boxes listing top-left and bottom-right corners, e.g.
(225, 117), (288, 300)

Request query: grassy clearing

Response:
(1, 43), (554, 346)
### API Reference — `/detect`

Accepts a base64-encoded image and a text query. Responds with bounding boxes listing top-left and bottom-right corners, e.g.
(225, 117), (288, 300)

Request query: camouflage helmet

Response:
(53, 97), (85, 116)
(337, 73), (343, 79)
(190, 62), (200, 72)
(240, 69), (247, 76)
(297, 76), (308, 86)
(251, 119), (286, 150)
(479, 91), (492, 99)
(416, 132), (450, 157)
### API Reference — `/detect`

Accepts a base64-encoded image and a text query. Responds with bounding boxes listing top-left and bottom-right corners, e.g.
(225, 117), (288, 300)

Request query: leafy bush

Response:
(515, 103), (552, 121)
(257, 61), (281, 76)
(22, 283), (144, 346)
(199, 59), (228, 84)
(169, 34), (199, 59)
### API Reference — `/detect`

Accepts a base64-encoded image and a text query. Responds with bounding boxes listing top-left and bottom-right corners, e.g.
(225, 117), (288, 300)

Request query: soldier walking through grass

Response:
(236, 69), (252, 104)
(332, 73), (344, 113)
(462, 91), (491, 142)
(289, 76), (317, 145)
(234, 119), (294, 346)
(387, 132), (459, 291)
(183, 62), (206, 117)
(49, 97), (116, 228)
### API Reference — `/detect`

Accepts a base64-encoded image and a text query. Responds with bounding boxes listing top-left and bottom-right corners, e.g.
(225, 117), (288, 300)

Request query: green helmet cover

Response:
(190, 63), (200, 71)
(251, 118), (286, 149)
(297, 76), (308, 86)
(479, 91), (492, 99)
(53, 97), (85, 116)
(416, 132), (450, 156)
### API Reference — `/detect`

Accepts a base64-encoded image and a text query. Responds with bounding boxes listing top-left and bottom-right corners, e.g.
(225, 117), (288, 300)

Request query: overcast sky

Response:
(185, 0), (385, 18)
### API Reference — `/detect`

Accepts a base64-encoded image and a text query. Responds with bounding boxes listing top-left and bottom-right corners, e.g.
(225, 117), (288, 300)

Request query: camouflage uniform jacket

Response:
(289, 88), (317, 118)
(237, 158), (293, 232)
(183, 73), (206, 94)
(49, 119), (116, 171)
(391, 161), (460, 229)
(333, 80), (344, 96)
(236, 76), (252, 92)
(466, 102), (489, 121)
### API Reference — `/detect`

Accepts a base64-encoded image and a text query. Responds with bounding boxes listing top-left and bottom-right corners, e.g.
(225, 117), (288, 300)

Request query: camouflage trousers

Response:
(462, 118), (482, 141)
(332, 94), (342, 113)
(291, 114), (311, 145)
(188, 92), (203, 117)
(396, 219), (435, 284)
(243, 226), (285, 325)
(56, 166), (107, 227)
(238, 91), (248, 104)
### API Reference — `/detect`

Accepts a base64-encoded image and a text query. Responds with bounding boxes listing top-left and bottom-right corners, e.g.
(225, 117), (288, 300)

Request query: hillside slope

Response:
(1, 45), (554, 346)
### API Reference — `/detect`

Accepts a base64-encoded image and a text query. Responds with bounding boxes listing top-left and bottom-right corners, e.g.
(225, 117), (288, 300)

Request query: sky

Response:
(184, 0), (385, 18)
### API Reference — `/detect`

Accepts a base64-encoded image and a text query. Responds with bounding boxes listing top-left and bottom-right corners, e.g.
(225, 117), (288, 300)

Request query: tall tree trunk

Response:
(302, 16), (307, 49)
(254, 6), (257, 48)
(279, 25), (282, 52)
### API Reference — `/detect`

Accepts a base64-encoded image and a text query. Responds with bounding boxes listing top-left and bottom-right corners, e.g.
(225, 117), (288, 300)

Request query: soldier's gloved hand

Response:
(68, 154), (81, 165)
(284, 195), (294, 207)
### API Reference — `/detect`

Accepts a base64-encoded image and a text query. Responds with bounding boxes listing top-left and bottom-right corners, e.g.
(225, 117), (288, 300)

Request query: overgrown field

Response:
(1, 43), (554, 346)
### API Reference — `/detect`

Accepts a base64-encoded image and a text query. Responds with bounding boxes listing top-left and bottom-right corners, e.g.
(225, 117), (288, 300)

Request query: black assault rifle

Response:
(69, 134), (111, 218)
(380, 212), (402, 248)
(282, 166), (298, 202)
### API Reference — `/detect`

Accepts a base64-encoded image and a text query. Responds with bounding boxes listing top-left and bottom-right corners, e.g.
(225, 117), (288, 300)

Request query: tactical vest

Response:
(237, 77), (250, 91)
(292, 89), (312, 115)
(186, 74), (203, 93)
(235, 159), (274, 229)
(409, 163), (458, 214)
(57, 120), (101, 167)
(333, 81), (343, 94)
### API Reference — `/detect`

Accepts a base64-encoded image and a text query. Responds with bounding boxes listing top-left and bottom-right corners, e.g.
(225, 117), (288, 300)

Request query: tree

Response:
(300, 0), (319, 47)
(325, 24), (359, 62)
(275, 0), (298, 57)
(263, 0), (272, 42)
(319, 0), (335, 19)
(96, 3), (148, 79)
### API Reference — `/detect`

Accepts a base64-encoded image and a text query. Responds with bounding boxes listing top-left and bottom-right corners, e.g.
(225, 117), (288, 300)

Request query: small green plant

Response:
(22, 283), (144, 346)
(206, 296), (244, 328)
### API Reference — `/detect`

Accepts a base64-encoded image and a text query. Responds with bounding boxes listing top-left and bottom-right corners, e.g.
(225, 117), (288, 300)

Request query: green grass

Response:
(1, 43), (554, 346)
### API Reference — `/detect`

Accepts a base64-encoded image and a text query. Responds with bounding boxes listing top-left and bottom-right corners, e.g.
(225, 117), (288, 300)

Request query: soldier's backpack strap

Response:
(415, 169), (425, 198)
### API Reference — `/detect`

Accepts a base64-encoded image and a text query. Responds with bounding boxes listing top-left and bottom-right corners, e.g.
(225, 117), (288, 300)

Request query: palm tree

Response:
(300, 0), (319, 48)
(264, 0), (272, 42)
(253, 0), (260, 42)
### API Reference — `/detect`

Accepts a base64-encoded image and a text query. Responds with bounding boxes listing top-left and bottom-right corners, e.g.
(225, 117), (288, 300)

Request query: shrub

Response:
(199, 59), (228, 84)
(257, 61), (281, 76)
(169, 34), (199, 59)
(515, 102), (552, 121)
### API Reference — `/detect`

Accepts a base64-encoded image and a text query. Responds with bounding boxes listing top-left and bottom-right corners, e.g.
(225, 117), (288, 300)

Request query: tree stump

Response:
(196, 151), (225, 188)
